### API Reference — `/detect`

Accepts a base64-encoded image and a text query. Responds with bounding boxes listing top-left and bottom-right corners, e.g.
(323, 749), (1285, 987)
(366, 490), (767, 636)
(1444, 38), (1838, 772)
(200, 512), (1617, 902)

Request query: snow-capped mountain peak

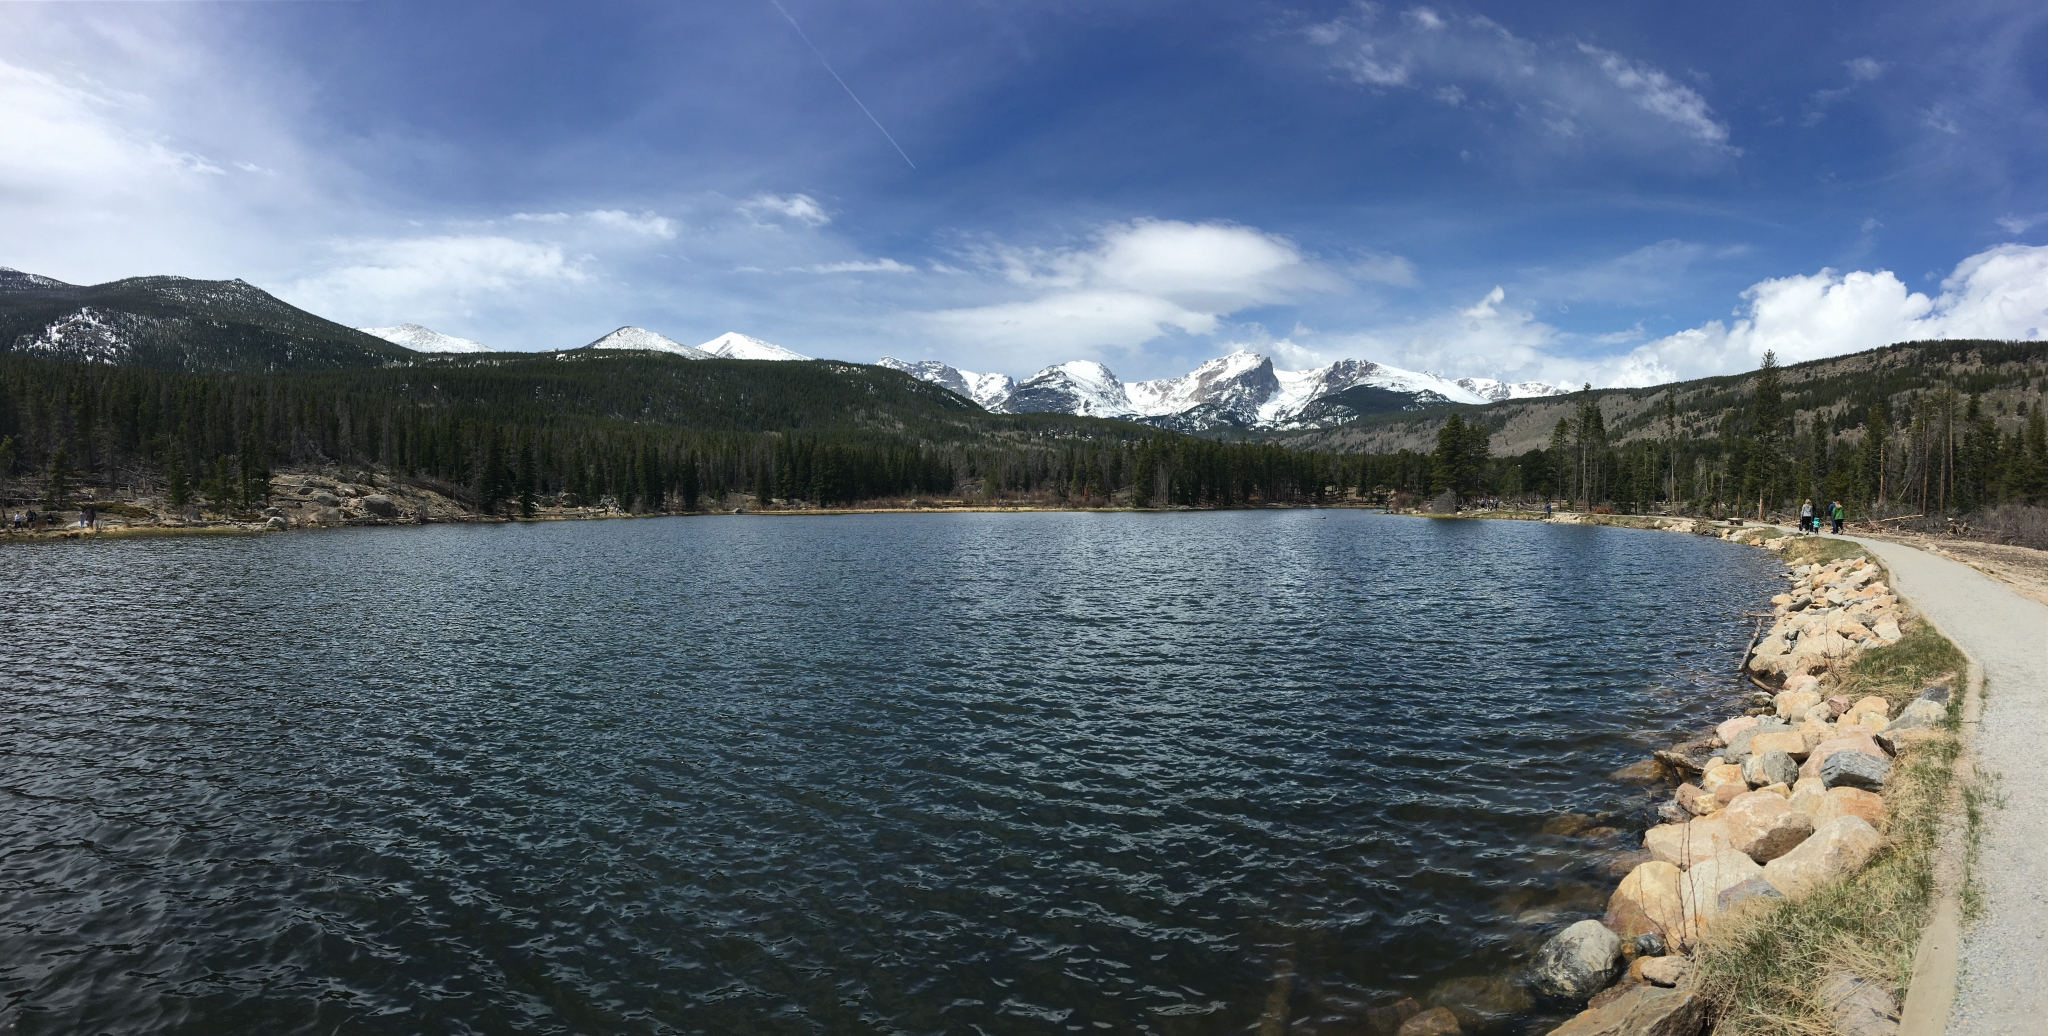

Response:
(697, 332), (810, 361)
(876, 357), (1016, 410)
(358, 323), (492, 354)
(1126, 350), (1278, 423)
(1454, 377), (1574, 402)
(584, 326), (711, 358)
(1004, 360), (1136, 418)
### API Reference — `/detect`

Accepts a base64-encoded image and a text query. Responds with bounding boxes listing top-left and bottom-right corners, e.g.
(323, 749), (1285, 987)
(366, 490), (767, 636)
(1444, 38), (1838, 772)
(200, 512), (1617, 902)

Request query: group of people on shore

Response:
(1799, 498), (1845, 535)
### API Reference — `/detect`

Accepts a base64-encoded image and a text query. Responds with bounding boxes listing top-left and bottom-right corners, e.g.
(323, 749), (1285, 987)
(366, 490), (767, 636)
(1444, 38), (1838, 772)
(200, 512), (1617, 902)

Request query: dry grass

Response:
(1691, 609), (1966, 1035)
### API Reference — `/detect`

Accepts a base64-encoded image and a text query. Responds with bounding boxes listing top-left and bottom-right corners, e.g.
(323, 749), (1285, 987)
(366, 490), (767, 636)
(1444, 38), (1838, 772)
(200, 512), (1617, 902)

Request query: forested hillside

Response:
(1338, 341), (2048, 522)
(0, 269), (410, 372)
(0, 350), (1345, 515)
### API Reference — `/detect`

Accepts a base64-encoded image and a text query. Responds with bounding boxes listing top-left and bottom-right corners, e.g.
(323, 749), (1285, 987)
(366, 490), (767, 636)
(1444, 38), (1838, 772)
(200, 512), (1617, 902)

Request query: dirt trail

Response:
(1843, 534), (2048, 1035)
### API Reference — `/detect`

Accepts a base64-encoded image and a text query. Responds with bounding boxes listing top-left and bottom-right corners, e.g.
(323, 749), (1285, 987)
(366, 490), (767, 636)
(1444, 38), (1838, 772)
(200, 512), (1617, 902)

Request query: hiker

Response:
(1829, 500), (1845, 535)
(1799, 498), (1814, 534)
(1544, 500), (1552, 519)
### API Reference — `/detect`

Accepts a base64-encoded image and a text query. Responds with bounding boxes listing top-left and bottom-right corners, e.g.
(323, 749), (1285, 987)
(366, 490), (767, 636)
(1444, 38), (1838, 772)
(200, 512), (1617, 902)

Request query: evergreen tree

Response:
(237, 428), (270, 509)
(165, 453), (190, 509)
(1857, 401), (1889, 506)
(44, 446), (72, 510)
(679, 450), (700, 511)
(1548, 417), (1573, 503)
(1574, 387), (1606, 508)
(516, 435), (537, 518)
(1742, 351), (1784, 518)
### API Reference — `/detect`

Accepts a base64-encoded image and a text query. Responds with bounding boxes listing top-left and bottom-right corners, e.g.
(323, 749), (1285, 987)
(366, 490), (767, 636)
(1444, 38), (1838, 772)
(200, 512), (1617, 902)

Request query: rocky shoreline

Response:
(1530, 532), (1937, 1036)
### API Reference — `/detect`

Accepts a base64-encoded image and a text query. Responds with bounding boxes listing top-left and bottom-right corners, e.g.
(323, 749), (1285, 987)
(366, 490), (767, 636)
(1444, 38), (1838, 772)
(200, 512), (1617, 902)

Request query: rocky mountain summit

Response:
(878, 349), (1569, 430)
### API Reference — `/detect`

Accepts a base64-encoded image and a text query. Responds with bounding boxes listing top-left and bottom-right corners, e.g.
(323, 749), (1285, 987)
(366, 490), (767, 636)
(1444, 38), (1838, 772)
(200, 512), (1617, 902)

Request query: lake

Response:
(0, 511), (1778, 1034)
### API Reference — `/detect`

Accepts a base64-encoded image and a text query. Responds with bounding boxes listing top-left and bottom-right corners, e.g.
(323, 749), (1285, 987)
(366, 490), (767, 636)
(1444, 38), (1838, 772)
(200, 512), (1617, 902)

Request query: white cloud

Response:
(800, 258), (914, 273)
(924, 220), (1340, 368)
(284, 236), (586, 324)
(1996, 213), (2046, 235)
(1305, 10), (1737, 159)
(1578, 45), (1729, 145)
(1592, 244), (2048, 385)
(1845, 57), (1885, 82)
(740, 192), (830, 227)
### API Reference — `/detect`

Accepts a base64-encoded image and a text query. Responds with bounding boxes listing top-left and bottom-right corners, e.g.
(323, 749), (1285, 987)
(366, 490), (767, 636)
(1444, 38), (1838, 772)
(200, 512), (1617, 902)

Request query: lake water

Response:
(0, 511), (1778, 1035)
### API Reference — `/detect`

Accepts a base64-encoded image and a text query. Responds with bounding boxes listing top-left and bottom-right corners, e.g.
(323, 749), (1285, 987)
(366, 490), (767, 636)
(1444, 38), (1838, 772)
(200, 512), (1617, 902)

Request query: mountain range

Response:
(878, 351), (1569, 431)
(2, 266), (1563, 430)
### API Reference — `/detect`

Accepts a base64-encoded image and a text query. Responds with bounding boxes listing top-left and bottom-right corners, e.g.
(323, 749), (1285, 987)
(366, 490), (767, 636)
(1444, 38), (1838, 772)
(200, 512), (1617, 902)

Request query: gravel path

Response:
(1845, 534), (2048, 1035)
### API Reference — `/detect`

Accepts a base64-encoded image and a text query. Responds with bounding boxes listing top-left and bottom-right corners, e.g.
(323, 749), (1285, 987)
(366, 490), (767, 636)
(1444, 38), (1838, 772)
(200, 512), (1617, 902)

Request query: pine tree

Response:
(516, 435), (537, 518)
(165, 453), (190, 509)
(1857, 401), (1889, 507)
(1742, 351), (1783, 518)
(44, 446), (72, 510)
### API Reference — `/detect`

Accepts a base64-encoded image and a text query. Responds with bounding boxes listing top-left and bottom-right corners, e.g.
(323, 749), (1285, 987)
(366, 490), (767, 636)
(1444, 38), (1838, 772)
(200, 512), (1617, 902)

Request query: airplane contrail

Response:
(766, 0), (917, 170)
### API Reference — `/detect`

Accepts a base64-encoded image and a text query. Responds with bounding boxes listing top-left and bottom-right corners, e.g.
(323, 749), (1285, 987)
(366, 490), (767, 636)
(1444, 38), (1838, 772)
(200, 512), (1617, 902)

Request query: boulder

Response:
(1723, 791), (1815, 862)
(1748, 730), (1809, 761)
(1632, 933), (1666, 958)
(1716, 876), (1786, 913)
(1876, 726), (1944, 757)
(1826, 694), (1853, 718)
(1700, 763), (1747, 796)
(1397, 1006), (1462, 1036)
(1529, 920), (1624, 1001)
(1788, 777), (1830, 816)
(1915, 685), (1951, 704)
(1673, 784), (1714, 816)
(1850, 696), (1890, 721)
(1638, 957), (1690, 989)
(310, 491), (341, 507)
(1605, 862), (1686, 946)
(1883, 698), (1946, 733)
(1872, 619), (1902, 642)
(1774, 689), (1823, 718)
(1678, 848), (1766, 944)
(1741, 749), (1799, 790)
(1365, 997), (1423, 1036)
(1760, 816), (1881, 900)
(1802, 732), (1886, 777)
(1820, 973), (1901, 1036)
(1813, 787), (1886, 830)
(313, 506), (346, 525)
(1611, 759), (1671, 783)
(1716, 715), (1760, 743)
(1656, 800), (1691, 824)
(1540, 978), (1703, 1036)
(1654, 738), (1723, 776)
(1758, 782), (1792, 798)
(1425, 975), (1533, 1029)
(1645, 816), (1735, 869)
(264, 515), (287, 530)
(1821, 751), (1891, 791)
(361, 494), (398, 518)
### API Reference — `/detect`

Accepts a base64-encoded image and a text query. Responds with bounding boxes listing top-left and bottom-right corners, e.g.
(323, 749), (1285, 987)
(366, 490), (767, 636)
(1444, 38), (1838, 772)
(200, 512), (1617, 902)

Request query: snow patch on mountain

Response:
(876, 357), (1018, 410)
(1003, 361), (1136, 418)
(0, 267), (69, 291)
(697, 332), (810, 361)
(358, 323), (492, 353)
(1454, 377), (1574, 402)
(585, 326), (711, 358)
(1126, 350), (1279, 424)
(16, 307), (139, 364)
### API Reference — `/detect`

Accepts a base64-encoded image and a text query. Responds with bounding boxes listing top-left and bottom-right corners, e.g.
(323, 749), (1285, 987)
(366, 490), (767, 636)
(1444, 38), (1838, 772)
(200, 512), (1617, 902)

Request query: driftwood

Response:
(1870, 514), (1924, 523)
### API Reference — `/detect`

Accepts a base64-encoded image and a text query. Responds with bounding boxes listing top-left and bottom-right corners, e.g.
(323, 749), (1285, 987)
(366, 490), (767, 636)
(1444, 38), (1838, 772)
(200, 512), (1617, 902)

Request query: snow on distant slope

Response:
(18, 307), (139, 364)
(877, 357), (1017, 409)
(1126, 350), (1278, 423)
(585, 327), (711, 358)
(1454, 377), (1572, 402)
(358, 323), (492, 353)
(697, 332), (810, 361)
(1001, 361), (1135, 418)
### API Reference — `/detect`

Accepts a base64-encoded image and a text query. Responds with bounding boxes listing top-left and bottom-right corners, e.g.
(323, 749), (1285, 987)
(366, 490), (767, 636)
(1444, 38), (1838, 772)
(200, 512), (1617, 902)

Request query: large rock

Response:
(1638, 956), (1690, 989)
(1915, 685), (1951, 705)
(1700, 763), (1747, 795)
(1605, 862), (1686, 946)
(1883, 698), (1946, 733)
(1654, 738), (1723, 776)
(1673, 784), (1714, 816)
(1850, 696), (1890, 722)
(1716, 715), (1760, 743)
(1529, 920), (1624, 1001)
(1821, 751), (1891, 791)
(1644, 816), (1735, 869)
(1365, 997), (1423, 1036)
(1723, 791), (1815, 862)
(1813, 787), (1886, 830)
(361, 494), (398, 518)
(1678, 849), (1766, 944)
(1760, 816), (1881, 900)
(1741, 749), (1799, 790)
(1397, 1006), (1462, 1036)
(1774, 689), (1823, 718)
(1788, 777), (1829, 816)
(1545, 980), (1706, 1036)
(1748, 730), (1810, 761)
(1802, 732), (1886, 778)
(1716, 876), (1786, 913)
(1425, 975), (1534, 1029)
(1820, 973), (1900, 1036)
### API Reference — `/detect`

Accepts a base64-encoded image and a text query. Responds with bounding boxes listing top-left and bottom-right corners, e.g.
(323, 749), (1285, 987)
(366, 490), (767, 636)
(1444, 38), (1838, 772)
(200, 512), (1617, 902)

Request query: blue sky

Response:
(1, 0), (2044, 385)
